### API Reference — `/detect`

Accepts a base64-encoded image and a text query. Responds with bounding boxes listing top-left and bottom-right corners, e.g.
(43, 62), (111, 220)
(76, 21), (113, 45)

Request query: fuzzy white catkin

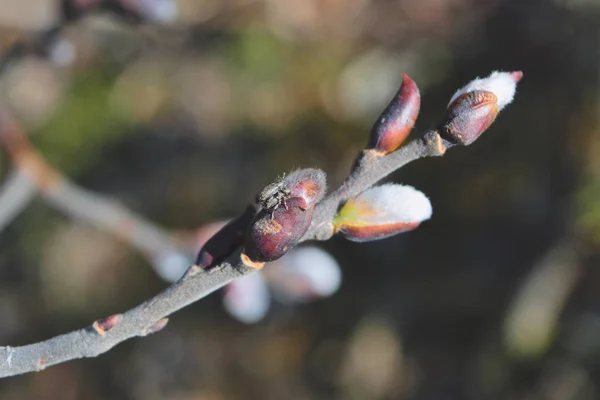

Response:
(448, 71), (519, 110)
(274, 247), (342, 300)
(152, 250), (192, 283)
(355, 184), (432, 224)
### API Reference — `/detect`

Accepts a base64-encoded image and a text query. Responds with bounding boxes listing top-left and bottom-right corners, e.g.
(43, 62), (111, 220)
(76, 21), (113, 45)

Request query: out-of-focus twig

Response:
(0, 0), (99, 76)
(0, 110), (183, 260)
(0, 169), (37, 231)
(0, 0), (182, 76)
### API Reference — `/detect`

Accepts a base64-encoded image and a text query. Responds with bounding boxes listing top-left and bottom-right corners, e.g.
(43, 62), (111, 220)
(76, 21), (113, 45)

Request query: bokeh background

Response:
(0, 0), (599, 398)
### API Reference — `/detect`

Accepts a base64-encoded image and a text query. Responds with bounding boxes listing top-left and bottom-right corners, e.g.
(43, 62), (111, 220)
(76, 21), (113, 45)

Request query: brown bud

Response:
(367, 74), (420, 154)
(441, 71), (523, 145)
(440, 90), (499, 146)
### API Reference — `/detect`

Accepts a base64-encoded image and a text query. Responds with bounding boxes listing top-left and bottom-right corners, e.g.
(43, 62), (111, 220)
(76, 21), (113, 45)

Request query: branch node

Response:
(423, 130), (448, 156)
(182, 264), (202, 279)
(141, 318), (169, 336)
(92, 314), (123, 336)
(36, 359), (46, 372)
(241, 253), (265, 269)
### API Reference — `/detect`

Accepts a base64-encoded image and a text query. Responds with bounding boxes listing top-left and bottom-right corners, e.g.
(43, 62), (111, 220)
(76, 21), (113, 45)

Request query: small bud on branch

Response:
(367, 74), (421, 155)
(441, 71), (522, 145)
(92, 314), (123, 336)
(141, 318), (169, 336)
(245, 169), (326, 262)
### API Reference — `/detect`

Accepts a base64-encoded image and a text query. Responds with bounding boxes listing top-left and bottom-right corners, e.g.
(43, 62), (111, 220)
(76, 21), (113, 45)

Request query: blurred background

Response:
(0, 0), (599, 398)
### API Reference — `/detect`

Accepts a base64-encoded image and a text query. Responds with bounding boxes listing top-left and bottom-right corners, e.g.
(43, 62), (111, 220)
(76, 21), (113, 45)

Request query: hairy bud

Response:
(441, 71), (522, 146)
(367, 74), (420, 154)
(245, 169), (326, 262)
(334, 184), (432, 242)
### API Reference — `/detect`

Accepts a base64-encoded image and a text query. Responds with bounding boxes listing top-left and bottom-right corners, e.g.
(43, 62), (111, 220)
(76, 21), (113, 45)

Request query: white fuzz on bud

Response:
(358, 184), (432, 225)
(448, 71), (523, 111)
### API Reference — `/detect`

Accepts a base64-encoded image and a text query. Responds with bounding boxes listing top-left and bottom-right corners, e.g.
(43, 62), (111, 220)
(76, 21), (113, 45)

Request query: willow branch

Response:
(0, 124), (450, 378)
(0, 249), (258, 378)
(305, 130), (451, 240)
(0, 68), (521, 377)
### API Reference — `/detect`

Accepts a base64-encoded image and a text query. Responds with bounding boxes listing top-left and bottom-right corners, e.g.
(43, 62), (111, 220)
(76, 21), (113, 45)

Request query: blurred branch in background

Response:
(0, 107), (343, 323)
(0, 0), (179, 76)
(0, 169), (36, 231)
(0, 109), (190, 273)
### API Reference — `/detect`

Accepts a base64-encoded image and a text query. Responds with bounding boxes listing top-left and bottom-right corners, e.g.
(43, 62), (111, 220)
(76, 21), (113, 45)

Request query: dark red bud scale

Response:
(338, 221), (421, 242)
(195, 205), (255, 270)
(367, 74), (421, 154)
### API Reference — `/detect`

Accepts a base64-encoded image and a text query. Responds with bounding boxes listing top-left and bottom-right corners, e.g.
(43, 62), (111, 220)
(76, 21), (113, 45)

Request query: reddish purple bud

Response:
(245, 197), (314, 262)
(245, 169), (326, 262)
(367, 74), (420, 155)
(195, 206), (255, 270)
(442, 71), (523, 145)
(285, 169), (327, 209)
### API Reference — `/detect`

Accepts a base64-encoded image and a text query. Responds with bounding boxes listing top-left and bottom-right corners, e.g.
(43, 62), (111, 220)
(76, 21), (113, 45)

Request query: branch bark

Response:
(0, 63), (521, 378)
(0, 122), (449, 377)
(0, 0), (480, 380)
(0, 249), (257, 378)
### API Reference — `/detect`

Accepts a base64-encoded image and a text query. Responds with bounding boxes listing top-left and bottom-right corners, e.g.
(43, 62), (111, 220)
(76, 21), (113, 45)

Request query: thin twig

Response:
(0, 169), (37, 231)
(0, 248), (257, 377)
(0, 0), (98, 77)
(0, 52), (513, 377)
(306, 130), (450, 240)
(0, 116), (447, 377)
